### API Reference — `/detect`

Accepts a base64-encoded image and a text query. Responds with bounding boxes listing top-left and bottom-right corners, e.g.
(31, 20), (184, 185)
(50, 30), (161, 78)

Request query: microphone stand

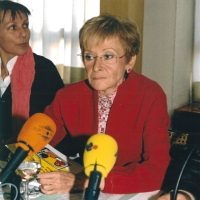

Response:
(0, 146), (30, 200)
(83, 164), (102, 200)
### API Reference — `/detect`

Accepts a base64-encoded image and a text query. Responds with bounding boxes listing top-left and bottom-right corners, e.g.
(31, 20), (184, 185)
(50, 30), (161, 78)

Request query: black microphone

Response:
(83, 134), (118, 200)
(84, 164), (102, 200)
(0, 113), (56, 184)
(0, 146), (29, 184)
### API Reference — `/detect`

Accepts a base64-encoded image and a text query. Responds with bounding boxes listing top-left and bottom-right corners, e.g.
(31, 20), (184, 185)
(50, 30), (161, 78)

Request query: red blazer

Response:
(45, 71), (171, 194)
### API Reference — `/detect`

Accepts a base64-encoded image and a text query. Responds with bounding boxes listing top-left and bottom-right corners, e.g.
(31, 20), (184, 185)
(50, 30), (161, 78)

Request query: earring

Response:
(127, 68), (131, 73)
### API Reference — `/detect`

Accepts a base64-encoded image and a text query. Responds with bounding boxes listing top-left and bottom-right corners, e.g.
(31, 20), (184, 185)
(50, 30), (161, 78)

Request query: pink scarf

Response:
(11, 46), (35, 137)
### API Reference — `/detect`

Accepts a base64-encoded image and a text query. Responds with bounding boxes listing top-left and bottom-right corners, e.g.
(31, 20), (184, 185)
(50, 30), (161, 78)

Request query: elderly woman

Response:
(0, 1), (64, 144)
(38, 14), (171, 196)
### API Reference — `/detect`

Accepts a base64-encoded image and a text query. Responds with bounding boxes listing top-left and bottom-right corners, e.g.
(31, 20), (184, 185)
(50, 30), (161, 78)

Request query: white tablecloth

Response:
(34, 190), (161, 200)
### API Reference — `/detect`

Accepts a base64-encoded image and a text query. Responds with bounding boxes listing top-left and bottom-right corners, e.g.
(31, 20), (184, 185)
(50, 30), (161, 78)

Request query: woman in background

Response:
(38, 14), (171, 196)
(0, 1), (64, 145)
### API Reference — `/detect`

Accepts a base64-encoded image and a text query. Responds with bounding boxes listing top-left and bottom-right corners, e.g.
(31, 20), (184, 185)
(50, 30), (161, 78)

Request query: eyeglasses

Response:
(77, 53), (127, 66)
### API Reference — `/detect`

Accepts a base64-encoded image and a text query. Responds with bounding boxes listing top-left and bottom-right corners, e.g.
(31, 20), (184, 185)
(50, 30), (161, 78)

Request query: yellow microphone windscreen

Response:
(83, 134), (118, 179)
(16, 113), (56, 156)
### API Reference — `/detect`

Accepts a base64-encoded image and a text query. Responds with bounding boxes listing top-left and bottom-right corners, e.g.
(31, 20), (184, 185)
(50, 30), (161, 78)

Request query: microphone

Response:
(0, 113), (56, 184)
(83, 134), (118, 200)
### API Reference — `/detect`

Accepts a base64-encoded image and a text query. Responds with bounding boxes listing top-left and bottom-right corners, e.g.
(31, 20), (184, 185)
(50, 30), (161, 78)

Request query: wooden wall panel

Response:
(100, 0), (144, 74)
(100, 0), (129, 17)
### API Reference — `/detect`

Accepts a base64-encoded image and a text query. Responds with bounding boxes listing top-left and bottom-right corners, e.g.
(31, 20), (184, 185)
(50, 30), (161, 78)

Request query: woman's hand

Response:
(37, 171), (105, 195)
(157, 193), (192, 200)
(38, 171), (83, 195)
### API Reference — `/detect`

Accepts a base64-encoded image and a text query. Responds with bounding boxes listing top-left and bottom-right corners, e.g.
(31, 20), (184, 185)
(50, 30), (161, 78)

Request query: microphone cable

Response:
(0, 182), (18, 200)
(171, 142), (197, 200)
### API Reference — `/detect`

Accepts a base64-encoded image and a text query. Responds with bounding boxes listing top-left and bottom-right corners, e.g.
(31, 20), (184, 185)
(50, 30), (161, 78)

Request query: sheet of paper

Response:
(56, 192), (123, 200)
(54, 190), (161, 200)
(128, 190), (161, 200)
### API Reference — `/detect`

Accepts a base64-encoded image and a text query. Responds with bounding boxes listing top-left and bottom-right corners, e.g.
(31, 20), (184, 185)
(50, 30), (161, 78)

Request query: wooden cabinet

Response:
(172, 103), (200, 133)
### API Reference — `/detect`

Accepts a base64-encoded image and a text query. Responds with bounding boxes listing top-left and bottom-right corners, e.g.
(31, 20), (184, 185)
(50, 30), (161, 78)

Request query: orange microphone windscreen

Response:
(16, 113), (56, 156)
(83, 134), (118, 179)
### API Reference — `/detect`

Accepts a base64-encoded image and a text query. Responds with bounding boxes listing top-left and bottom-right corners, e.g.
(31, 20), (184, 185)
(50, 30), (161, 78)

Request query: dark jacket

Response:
(0, 53), (64, 144)
(161, 132), (200, 200)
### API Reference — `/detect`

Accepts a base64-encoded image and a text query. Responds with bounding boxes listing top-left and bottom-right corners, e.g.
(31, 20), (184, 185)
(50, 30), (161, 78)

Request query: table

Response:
(1, 145), (162, 200)
(0, 175), (161, 200)
(172, 103), (200, 132)
(34, 190), (162, 200)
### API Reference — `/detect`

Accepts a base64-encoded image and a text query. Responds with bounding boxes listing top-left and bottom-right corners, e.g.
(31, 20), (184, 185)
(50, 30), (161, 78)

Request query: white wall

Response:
(142, 0), (195, 117)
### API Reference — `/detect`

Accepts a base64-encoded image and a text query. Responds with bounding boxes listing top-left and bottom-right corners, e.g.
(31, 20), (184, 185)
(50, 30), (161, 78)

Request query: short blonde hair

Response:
(79, 14), (140, 62)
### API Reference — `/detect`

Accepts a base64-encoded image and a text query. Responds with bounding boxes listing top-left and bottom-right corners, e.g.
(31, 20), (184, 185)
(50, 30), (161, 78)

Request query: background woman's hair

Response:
(0, 1), (31, 24)
(79, 13), (140, 62)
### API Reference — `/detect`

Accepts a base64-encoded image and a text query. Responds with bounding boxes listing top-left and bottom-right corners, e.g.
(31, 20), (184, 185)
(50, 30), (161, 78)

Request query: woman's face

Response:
(0, 10), (30, 61)
(84, 37), (136, 96)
